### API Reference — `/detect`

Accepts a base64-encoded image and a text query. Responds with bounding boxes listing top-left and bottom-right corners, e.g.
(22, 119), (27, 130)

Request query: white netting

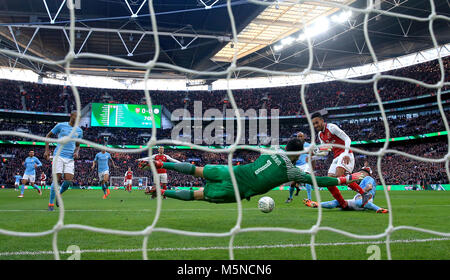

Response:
(0, 0), (449, 260)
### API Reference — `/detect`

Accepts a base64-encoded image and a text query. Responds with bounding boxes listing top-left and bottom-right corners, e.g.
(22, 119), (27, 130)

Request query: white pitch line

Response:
(0, 237), (449, 257)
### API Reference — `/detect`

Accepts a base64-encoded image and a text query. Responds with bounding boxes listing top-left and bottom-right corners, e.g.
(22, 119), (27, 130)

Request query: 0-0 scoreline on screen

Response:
(91, 103), (162, 128)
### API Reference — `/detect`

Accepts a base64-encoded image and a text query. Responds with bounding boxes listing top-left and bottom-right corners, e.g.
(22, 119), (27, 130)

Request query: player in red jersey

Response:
(39, 172), (47, 191)
(124, 167), (133, 192)
(311, 112), (372, 209)
(140, 146), (180, 199)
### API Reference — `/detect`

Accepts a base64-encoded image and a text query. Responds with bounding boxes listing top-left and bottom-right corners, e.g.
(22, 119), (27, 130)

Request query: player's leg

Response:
(322, 158), (348, 208)
(18, 178), (28, 198)
(286, 182), (296, 203)
(48, 173), (62, 210)
(163, 187), (204, 201)
(60, 173), (74, 195)
(321, 200), (341, 209)
(294, 186), (300, 196)
(156, 161), (200, 177)
(30, 178), (42, 195)
(128, 180), (132, 192)
(305, 184), (313, 201)
(102, 173), (111, 199)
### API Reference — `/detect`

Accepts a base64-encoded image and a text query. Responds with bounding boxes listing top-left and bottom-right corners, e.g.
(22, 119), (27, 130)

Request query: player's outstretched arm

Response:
(44, 131), (54, 160)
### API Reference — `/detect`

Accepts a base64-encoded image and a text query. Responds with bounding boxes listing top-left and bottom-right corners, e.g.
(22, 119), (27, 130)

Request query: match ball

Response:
(258, 196), (275, 213)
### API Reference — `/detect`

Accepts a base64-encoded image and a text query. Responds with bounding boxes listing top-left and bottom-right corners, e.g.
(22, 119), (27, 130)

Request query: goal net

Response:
(110, 176), (148, 189)
(0, 0), (449, 261)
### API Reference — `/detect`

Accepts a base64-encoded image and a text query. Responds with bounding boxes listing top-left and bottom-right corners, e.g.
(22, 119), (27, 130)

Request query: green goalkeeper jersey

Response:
(233, 153), (307, 194)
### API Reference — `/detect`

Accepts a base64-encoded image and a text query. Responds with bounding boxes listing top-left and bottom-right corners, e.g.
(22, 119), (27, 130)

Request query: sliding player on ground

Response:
(18, 150), (42, 198)
(92, 150), (117, 199)
(140, 139), (366, 204)
(311, 112), (371, 209)
(44, 111), (83, 211)
(304, 166), (388, 213)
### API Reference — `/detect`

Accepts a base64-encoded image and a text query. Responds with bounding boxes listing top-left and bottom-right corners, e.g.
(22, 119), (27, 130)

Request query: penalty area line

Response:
(0, 237), (449, 257)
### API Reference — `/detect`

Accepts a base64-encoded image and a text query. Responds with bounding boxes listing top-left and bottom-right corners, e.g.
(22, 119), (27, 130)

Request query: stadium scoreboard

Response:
(91, 103), (162, 128)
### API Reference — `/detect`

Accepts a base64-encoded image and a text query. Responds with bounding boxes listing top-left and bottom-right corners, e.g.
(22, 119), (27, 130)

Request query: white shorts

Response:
(40, 181), (46, 185)
(98, 170), (110, 181)
(22, 174), (35, 183)
(158, 173), (168, 184)
(296, 164), (312, 174)
(124, 179), (132, 185)
(138, 182), (143, 187)
(53, 156), (75, 175)
(15, 182), (20, 186)
(328, 152), (355, 175)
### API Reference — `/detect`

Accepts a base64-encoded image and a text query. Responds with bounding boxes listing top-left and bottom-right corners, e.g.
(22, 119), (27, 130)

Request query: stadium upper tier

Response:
(0, 57), (448, 117)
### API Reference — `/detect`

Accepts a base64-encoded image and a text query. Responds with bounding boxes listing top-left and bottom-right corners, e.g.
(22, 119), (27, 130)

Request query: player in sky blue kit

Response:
(14, 172), (21, 191)
(44, 111), (83, 211)
(286, 132), (315, 203)
(138, 178), (144, 190)
(18, 150), (43, 198)
(304, 165), (389, 213)
(92, 150), (117, 199)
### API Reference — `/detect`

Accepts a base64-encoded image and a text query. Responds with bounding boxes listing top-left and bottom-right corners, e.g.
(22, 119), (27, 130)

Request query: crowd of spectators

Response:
(0, 139), (447, 188)
(0, 57), (448, 116)
(0, 110), (448, 145)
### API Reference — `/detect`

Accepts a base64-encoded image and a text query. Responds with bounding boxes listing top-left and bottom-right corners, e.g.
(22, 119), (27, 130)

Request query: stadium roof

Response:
(0, 0), (448, 81)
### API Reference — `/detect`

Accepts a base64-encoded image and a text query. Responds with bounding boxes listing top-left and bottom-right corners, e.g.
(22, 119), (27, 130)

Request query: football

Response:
(258, 196), (275, 213)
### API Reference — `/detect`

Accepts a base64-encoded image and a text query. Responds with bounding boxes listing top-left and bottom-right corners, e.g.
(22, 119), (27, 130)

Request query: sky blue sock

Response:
(306, 184), (312, 200)
(49, 183), (56, 205)
(288, 186), (295, 199)
(363, 201), (380, 211)
(321, 200), (340, 209)
(32, 184), (40, 191)
(60, 181), (72, 195)
(20, 185), (25, 195)
(102, 182), (107, 194)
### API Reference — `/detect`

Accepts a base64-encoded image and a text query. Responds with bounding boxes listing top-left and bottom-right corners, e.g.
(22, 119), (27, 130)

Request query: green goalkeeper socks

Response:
(303, 174), (339, 187)
(162, 162), (196, 175)
(164, 189), (195, 201)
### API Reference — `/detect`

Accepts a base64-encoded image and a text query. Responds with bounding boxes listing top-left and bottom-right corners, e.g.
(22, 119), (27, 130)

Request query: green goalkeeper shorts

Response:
(202, 165), (252, 203)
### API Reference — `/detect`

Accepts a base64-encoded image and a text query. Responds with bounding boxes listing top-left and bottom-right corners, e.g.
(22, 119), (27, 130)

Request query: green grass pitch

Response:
(0, 188), (449, 260)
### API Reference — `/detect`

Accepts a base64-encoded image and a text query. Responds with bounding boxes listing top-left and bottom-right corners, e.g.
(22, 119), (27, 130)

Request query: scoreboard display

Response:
(91, 103), (162, 128)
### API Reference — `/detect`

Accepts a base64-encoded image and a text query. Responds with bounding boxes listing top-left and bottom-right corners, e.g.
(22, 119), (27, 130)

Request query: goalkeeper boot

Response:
(48, 204), (54, 211)
(347, 172), (366, 184)
(285, 198), (292, 203)
(376, 208), (389, 214)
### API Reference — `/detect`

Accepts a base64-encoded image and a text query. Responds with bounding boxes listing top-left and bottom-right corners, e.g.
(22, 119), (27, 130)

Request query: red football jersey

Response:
(125, 171), (133, 180)
(318, 123), (352, 158)
(41, 174), (46, 181)
(153, 154), (168, 174)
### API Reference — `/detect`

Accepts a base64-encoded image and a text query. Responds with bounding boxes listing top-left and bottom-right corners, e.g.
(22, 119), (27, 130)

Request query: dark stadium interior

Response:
(0, 0), (449, 80)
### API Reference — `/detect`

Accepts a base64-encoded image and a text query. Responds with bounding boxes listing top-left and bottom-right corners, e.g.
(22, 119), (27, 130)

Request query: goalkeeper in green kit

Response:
(140, 139), (366, 203)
